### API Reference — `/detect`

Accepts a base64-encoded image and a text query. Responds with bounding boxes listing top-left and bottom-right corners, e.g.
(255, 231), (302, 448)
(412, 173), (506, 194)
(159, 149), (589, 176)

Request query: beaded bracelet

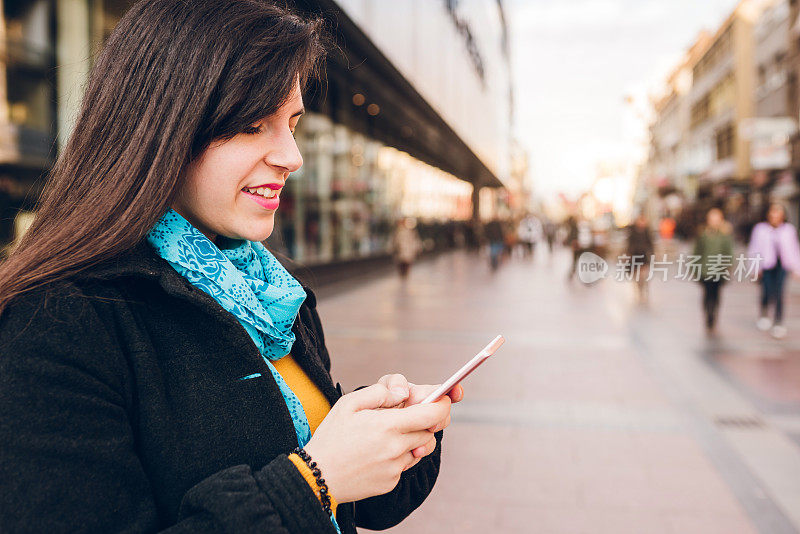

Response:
(292, 447), (333, 516)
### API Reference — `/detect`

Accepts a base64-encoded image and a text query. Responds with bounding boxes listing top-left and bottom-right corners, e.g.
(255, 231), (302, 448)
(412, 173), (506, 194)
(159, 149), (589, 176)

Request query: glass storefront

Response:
(270, 112), (473, 264)
(0, 0), (56, 255)
(3, 0), (55, 166)
(1, 1), (479, 263)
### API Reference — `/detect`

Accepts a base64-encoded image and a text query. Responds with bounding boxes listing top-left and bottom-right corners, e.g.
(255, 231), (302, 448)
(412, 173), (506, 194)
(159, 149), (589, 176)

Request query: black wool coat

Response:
(0, 239), (443, 533)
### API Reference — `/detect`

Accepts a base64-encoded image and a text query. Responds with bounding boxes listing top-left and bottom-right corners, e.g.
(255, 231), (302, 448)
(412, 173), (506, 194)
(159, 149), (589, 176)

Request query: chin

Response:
(217, 213), (275, 243)
(244, 219), (275, 242)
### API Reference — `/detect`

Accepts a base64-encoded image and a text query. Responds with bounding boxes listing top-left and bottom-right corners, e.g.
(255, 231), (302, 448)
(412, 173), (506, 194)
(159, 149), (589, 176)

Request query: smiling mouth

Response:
(242, 186), (279, 199)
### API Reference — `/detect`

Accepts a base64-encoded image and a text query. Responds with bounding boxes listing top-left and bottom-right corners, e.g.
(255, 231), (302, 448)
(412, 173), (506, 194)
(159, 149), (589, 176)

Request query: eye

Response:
(242, 124), (262, 135)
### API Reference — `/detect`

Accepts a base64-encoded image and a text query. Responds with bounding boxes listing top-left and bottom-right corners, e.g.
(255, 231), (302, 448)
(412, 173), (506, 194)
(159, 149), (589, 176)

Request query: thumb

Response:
(345, 383), (400, 411)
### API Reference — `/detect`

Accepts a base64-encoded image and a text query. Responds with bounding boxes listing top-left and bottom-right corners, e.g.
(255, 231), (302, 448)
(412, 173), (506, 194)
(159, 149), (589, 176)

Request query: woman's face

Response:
(707, 209), (722, 229)
(172, 79), (305, 245)
(768, 205), (785, 227)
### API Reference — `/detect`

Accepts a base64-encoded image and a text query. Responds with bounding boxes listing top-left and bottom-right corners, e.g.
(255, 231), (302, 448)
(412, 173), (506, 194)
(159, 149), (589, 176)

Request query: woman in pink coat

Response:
(747, 202), (800, 338)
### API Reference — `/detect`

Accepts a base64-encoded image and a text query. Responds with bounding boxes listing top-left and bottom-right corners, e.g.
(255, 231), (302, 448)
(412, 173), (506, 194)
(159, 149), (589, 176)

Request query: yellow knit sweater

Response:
(273, 353), (338, 517)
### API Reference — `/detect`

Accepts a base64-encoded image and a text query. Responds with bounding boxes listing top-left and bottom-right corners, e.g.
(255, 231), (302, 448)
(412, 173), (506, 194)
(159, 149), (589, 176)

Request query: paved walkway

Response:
(316, 245), (800, 534)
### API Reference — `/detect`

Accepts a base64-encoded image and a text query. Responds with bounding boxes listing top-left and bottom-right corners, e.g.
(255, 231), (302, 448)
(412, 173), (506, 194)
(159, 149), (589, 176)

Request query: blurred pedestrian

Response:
(592, 223), (609, 259)
(544, 218), (556, 254)
(692, 208), (733, 333)
(626, 213), (654, 304)
(566, 216), (594, 282)
(659, 215), (676, 259)
(503, 218), (517, 258)
(485, 218), (505, 271)
(747, 202), (800, 339)
(516, 213), (543, 259)
(392, 217), (422, 279)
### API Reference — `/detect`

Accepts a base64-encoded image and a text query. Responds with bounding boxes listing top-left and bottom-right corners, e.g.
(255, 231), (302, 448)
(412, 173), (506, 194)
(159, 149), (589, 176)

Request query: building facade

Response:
(638, 32), (711, 225)
(787, 0), (800, 204)
(686, 1), (758, 189)
(642, 0), (800, 237)
(749, 0), (798, 226)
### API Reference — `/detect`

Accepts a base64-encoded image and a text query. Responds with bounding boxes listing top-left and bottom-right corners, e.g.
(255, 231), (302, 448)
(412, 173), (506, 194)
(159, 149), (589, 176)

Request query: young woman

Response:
(391, 217), (422, 279)
(0, 1), (462, 532)
(748, 202), (800, 339)
(692, 207), (733, 333)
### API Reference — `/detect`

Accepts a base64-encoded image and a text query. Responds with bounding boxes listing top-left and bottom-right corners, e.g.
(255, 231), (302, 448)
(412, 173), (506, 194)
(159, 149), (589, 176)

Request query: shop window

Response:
(3, 0), (56, 162)
(715, 124), (735, 160)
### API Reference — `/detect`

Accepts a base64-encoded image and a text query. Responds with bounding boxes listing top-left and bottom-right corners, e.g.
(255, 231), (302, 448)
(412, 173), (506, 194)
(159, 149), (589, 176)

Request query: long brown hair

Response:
(0, 0), (326, 316)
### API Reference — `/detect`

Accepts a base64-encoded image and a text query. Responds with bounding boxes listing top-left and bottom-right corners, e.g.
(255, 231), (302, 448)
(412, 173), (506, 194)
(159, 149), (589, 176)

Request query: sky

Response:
(505, 0), (742, 205)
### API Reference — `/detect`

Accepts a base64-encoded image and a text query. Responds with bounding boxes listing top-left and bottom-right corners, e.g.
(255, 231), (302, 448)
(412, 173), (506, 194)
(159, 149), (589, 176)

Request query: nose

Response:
(266, 130), (303, 174)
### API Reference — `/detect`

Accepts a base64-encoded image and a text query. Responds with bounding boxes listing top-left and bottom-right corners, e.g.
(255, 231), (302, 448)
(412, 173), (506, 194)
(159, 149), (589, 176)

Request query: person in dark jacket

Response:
(484, 218), (506, 271)
(565, 215), (594, 283)
(0, 2), (461, 533)
(626, 213), (655, 304)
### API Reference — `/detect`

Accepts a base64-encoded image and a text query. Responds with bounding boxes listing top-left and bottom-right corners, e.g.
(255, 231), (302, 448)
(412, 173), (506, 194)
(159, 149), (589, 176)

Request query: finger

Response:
(447, 384), (464, 403)
(379, 374), (410, 400)
(403, 457), (422, 471)
(390, 397), (451, 433)
(428, 413), (451, 433)
(399, 429), (436, 455)
(412, 435), (437, 458)
(345, 383), (404, 411)
(405, 384), (438, 406)
(401, 451), (419, 471)
(395, 382), (417, 409)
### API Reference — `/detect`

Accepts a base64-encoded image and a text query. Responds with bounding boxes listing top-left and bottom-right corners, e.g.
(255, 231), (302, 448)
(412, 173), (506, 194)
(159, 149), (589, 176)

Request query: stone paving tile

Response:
(389, 498), (500, 534)
(714, 354), (800, 404)
(317, 248), (770, 533)
(665, 512), (757, 534)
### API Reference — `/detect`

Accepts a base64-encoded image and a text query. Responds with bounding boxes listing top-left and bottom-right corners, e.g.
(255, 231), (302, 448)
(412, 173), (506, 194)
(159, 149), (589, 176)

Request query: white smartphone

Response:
(419, 335), (505, 404)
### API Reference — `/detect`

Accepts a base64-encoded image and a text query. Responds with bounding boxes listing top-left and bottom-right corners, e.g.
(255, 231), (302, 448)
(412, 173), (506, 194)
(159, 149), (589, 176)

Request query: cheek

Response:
(199, 143), (261, 192)
(196, 141), (261, 181)
(182, 145), (268, 236)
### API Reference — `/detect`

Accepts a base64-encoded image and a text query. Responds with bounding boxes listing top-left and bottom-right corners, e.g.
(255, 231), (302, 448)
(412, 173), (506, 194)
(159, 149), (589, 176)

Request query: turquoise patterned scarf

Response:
(145, 209), (312, 447)
(146, 209), (342, 533)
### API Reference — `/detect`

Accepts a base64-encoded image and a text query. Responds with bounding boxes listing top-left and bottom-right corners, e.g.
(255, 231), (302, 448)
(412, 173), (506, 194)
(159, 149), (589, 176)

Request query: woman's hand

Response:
(402, 382), (463, 468)
(377, 373), (465, 410)
(375, 374), (464, 469)
(377, 374), (412, 408)
(303, 383), (452, 504)
(406, 382), (465, 408)
(377, 374), (464, 468)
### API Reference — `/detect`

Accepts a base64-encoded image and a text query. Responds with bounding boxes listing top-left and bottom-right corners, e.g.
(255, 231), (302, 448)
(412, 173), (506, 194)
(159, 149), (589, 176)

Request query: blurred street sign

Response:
(739, 117), (798, 170)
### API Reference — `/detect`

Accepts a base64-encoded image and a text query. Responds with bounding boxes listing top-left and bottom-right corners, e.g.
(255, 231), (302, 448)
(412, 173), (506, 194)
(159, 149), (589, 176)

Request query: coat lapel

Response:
(83, 240), (343, 406)
(290, 312), (341, 406)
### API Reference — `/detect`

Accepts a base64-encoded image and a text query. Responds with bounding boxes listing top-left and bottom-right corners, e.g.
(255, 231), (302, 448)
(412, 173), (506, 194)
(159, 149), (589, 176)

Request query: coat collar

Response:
(80, 239), (171, 281)
(78, 239), (335, 402)
(79, 239), (318, 307)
